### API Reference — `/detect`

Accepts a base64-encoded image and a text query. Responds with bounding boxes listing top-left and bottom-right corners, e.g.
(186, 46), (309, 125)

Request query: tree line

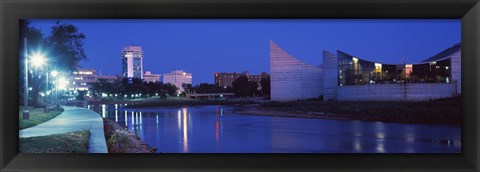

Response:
(90, 75), (271, 99)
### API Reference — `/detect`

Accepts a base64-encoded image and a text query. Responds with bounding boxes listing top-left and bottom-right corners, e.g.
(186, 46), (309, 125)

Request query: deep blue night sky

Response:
(30, 19), (460, 85)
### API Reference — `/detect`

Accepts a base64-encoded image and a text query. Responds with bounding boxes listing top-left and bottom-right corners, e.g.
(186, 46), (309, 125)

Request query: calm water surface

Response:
(89, 104), (460, 153)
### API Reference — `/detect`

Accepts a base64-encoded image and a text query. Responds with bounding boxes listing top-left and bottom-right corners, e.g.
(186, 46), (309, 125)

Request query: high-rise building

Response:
(143, 71), (161, 83)
(163, 70), (192, 93)
(121, 46), (143, 79)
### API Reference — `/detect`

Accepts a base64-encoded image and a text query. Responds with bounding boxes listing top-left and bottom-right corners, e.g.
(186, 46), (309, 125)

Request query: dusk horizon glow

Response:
(30, 19), (460, 85)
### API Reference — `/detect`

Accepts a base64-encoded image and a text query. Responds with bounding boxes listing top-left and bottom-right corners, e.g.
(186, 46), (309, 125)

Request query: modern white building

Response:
(270, 41), (461, 101)
(143, 71), (161, 83)
(270, 41), (323, 101)
(163, 70), (192, 93)
(121, 46), (143, 79)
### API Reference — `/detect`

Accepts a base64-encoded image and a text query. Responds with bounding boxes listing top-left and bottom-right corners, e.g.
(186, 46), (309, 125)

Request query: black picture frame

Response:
(1, 0), (479, 171)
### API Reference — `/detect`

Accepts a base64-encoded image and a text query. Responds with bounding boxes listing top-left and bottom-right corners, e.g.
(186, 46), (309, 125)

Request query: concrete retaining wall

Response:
(337, 83), (456, 101)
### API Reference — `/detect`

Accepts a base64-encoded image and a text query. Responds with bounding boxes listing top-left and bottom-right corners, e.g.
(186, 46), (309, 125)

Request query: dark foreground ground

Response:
(19, 130), (90, 153)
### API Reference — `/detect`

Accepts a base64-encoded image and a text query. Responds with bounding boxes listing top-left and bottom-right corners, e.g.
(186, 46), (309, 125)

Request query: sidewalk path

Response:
(19, 106), (108, 153)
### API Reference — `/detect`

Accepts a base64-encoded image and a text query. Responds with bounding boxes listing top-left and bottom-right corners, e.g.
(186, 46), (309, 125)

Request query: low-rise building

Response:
(143, 71), (161, 83)
(214, 71), (269, 88)
(68, 68), (119, 97)
(163, 70), (192, 93)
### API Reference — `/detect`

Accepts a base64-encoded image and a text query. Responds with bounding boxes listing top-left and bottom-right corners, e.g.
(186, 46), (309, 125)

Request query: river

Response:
(88, 104), (461, 153)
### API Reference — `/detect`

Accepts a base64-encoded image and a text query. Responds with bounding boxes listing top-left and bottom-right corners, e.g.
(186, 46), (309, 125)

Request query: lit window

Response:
(352, 57), (359, 63)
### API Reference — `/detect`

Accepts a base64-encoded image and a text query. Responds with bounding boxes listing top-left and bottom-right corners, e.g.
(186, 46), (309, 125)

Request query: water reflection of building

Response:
(270, 40), (461, 101)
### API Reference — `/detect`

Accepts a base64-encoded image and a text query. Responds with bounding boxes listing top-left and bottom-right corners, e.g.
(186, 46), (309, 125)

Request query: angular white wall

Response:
(322, 50), (338, 100)
(450, 51), (461, 94)
(270, 41), (323, 101)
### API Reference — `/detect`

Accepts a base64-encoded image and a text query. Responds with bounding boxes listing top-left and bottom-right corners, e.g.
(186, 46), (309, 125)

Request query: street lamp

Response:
(50, 70), (60, 108)
(30, 53), (46, 67)
(31, 52), (49, 112)
(23, 38), (29, 119)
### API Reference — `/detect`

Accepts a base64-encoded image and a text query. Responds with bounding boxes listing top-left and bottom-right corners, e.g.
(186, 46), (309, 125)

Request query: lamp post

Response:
(23, 38), (29, 119)
(31, 52), (47, 113)
(51, 71), (58, 109)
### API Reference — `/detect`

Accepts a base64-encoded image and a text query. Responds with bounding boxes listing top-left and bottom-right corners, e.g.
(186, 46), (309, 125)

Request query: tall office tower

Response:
(121, 46), (143, 79)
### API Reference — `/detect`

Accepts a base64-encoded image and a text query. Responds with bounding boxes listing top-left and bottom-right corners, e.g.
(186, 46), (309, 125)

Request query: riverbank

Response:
(125, 99), (256, 108)
(19, 106), (64, 130)
(19, 130), (90, 153)
(236, 97), (461, 126)
(103, 119), (156, 153)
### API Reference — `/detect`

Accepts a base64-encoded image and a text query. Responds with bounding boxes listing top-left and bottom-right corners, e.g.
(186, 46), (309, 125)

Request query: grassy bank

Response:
(19, 106), (64, 130)
(126, 99), (256, 108)
(256, 97), (461, 125)
(19, 130), (90, 153)
(104, 119), (156, 153)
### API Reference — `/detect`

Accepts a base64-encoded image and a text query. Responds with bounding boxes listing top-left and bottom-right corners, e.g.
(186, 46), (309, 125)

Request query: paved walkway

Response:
(19, 106), (108, 153)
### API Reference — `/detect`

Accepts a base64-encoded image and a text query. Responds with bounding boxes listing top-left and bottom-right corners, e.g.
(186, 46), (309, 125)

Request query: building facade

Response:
(270, 41), (323, 101)
(143, 71), (161, 83)
(121, 46), (143, 79)
(270, 41), (461, 101)
(214, 71), (269, 88)
(69, 68), (118, 95)
(163, 70), (192, 93)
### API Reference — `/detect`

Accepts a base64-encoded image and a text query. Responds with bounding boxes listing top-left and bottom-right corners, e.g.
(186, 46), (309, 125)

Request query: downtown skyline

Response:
(30, 19), (460, 85)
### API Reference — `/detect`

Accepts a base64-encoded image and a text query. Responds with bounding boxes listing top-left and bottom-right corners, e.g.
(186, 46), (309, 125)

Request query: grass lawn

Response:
(19, 130), (90, 153)
(19, 106), (64, 130)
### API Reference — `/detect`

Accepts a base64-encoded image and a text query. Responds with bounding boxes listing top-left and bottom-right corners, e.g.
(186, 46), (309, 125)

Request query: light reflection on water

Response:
(91, 104), (461, 153)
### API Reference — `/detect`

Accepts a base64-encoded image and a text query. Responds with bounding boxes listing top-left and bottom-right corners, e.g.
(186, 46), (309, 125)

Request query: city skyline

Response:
(30, 19), (460, 85)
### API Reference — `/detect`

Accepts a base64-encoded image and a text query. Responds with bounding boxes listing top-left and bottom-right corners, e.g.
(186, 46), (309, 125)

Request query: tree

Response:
(20, 20), (46, 107)
(162, 83), (178, 96)
(260, 76), (271, 96)
(182, 83), (193, 94)
(232, 75), (252, 97)
(47, 21), (87, 73)
(193, 83), (225, 94)
(91, 79), (114, 98)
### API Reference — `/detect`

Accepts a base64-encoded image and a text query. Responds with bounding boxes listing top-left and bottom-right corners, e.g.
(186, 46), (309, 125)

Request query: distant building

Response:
(163, 70), (192, 93)
(214, 71), (269, 88)
(121, 46), (143, 79)
(97, 75), (119, 83)
(143, 71), (160, 83)
(70, 68), (97, 92)
(69, 68), (119, 96)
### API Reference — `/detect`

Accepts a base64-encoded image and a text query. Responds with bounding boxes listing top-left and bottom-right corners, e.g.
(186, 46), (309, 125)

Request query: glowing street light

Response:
(51, 70), (58, 77)
(30, 52), (46, 68)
